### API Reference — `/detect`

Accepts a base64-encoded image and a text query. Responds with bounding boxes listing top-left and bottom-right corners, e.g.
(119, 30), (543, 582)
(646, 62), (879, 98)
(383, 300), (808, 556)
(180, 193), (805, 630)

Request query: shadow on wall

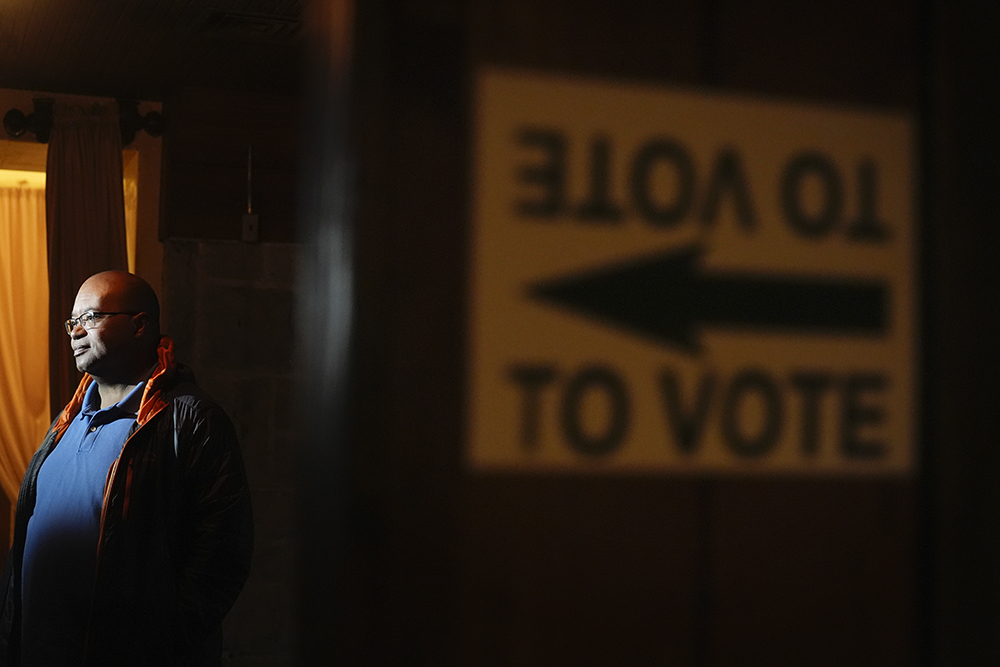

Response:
(162, 239), (299, 665)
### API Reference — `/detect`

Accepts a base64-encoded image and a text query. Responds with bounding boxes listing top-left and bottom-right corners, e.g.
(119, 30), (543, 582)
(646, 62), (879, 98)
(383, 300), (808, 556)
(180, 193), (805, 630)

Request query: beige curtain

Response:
(0, 183), (50, 504)
(46, 103), (128, 416)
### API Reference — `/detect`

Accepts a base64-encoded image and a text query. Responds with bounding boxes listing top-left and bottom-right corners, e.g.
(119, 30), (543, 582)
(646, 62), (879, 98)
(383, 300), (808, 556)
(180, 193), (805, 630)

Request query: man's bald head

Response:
(80, 271), (160, 332)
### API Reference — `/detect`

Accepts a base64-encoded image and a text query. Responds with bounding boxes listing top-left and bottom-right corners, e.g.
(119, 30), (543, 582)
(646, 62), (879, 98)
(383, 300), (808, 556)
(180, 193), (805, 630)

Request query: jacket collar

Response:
(52, 336), (177, 436)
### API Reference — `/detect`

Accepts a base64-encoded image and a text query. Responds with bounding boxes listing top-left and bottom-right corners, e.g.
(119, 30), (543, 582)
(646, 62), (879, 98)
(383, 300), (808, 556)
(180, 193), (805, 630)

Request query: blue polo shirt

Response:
(21, 379), (145, 664)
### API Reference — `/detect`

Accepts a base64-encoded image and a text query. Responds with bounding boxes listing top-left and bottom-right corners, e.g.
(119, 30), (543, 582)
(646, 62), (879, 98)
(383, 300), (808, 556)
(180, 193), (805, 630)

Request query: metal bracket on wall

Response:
(242, 144), (259, 242)
(2, 98), (164, 146)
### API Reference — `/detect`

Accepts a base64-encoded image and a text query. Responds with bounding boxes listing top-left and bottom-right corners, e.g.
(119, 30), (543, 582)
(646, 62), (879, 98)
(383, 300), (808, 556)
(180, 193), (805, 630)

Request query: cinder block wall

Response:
(162, 239), (299, 667)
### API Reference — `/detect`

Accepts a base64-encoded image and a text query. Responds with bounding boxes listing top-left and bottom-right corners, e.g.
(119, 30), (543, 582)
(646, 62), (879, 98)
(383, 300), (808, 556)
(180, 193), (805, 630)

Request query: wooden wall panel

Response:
(709, 481), (917, 666)
(925, 1), (1000, 662)
(713, 0), (919, 107)
(346, 0), (923, 665)
(705, 1), (921, 663)
(161, 87), (299, 242)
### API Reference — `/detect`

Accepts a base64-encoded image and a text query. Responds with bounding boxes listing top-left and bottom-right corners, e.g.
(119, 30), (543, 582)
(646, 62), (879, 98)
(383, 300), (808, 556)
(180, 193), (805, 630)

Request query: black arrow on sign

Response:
(529, 246), (888, 353)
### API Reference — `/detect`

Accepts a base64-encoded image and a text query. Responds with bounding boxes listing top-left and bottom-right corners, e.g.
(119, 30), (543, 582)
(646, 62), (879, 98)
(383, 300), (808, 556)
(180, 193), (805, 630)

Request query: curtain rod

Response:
(1, 98), (164, 145)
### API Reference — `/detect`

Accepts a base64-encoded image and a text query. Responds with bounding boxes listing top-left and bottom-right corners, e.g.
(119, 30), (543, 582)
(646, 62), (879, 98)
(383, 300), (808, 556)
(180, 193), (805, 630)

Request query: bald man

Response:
(0, 271), (253, 666)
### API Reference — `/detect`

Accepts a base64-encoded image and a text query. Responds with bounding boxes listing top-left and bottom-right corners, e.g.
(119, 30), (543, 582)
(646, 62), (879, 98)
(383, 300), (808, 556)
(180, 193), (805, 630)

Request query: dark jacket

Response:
(0, 337), (253, 666)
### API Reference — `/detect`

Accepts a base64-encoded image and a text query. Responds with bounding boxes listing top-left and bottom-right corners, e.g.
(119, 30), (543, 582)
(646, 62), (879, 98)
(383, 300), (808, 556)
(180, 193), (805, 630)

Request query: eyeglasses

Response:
(64, 311), (136, 335)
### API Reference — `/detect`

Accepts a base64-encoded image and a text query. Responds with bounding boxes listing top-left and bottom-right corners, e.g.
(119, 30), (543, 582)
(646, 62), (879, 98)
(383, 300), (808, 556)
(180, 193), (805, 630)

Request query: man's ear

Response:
(132, 312), (150, 338)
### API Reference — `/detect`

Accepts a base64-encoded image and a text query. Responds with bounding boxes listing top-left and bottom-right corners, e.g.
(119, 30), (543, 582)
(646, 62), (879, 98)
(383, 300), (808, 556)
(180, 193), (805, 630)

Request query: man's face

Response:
(68, 277), (139, 379)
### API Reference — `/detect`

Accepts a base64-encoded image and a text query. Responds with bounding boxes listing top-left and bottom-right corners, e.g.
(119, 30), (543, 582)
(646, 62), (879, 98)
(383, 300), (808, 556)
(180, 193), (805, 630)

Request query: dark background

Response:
(1, 0), (998, 665)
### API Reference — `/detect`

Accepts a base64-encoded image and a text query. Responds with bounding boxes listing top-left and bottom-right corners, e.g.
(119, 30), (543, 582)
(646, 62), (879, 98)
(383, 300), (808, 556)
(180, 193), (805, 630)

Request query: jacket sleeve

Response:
(173, 399), (254, 651)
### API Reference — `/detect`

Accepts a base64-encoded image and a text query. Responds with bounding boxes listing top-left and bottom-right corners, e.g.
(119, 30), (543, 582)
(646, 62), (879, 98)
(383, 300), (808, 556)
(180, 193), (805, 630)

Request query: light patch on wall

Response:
(123, 149), (138, 273)
(0, 170), (44, 188)
(0, 138), (46, 173)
